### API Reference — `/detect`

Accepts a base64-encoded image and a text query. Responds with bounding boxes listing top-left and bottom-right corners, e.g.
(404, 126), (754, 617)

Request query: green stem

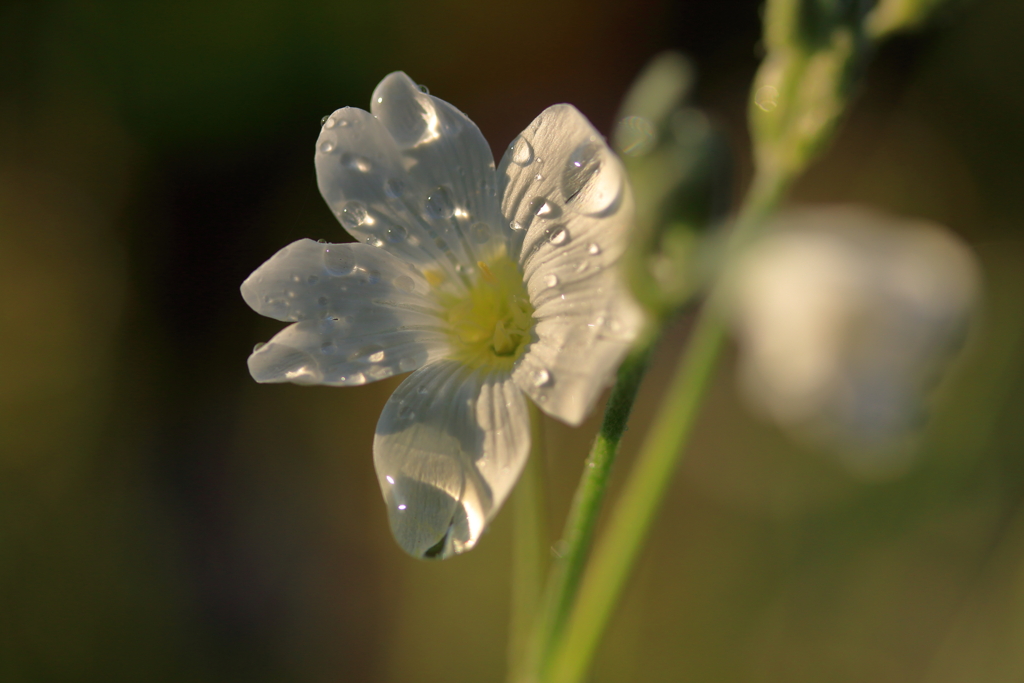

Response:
(521, 341), (655, 681)
(507, 403), (550, 683)
(541, 170), (790, 683)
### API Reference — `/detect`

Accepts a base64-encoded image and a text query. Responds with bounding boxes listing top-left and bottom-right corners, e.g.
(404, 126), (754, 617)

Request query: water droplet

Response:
(253, 342), (266, 353)
(317, 238), (327, 244)
(547, 226), (570, 246)
(562, 138), (623, 216)
(510, 220), (525, 232)
(338, 119), (350, 127)
(319, 140), (335, 153)
(321, 115), (332, 127)
(393, 275), (415, 293)
(338, 201), (367, 230)
(348, 371), (366, 385)
(399, 404), (416, 420)
(317, 295), (329, 306)
(511, 136), (534, 166)
(386, 223), (408, 243)
(321, 341), (336, 355)
(470, 222), (491, 243)
(366, 235), (384, 248)
(367, 347), (386, 363)
(399, 357), (418, 372)
(575, 260), (589, 273)
(323, 246), (355, 276)
(530, 196), (561, 218)
(535, 174), (543, 181)
(532, 368), (552, 387)
(543, 274), (559, 288)
(425, 186), (454, 220)
(341, 153), (372, 172)
(364, 269), (381, 285)
(385, 178), (405, 199)
(754, 85), (778, 112)
(418, 84), (430, 95)
(588, 242), (601, 255)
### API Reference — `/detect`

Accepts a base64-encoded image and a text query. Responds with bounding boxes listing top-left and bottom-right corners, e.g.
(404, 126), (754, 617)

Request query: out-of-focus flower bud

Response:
(613, 52), (732, 320)
(727, 206), (981, 475)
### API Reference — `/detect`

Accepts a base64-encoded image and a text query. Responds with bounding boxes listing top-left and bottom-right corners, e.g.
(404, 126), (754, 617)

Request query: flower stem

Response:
(541, 170), (790, 683)
(522, 340), (654, 682)
(507, 403), (550, 683)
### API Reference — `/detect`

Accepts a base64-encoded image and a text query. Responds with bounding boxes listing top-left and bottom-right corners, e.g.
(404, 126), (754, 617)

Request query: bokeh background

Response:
(2, 0), (1023, 681)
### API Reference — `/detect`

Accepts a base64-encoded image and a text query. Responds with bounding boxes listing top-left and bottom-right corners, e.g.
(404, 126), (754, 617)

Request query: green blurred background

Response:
(2, 0), (1023, 681)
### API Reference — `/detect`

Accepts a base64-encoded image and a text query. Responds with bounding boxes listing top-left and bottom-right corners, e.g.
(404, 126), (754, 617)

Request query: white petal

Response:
(373, 360), (530, 559)
(371, 73), (508, 258)
(498, 104), (630, 261)
(497, 105), (643, 425)
(242, 239), (451, 385)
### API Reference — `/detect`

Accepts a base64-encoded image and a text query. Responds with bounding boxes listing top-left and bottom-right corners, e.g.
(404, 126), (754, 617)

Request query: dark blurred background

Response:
(2, 0), (1023, 681)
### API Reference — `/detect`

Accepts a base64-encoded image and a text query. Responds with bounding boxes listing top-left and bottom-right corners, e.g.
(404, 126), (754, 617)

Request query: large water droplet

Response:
(342, 153), (372, 172)
(399, 357), (418, 372)
(547, 226), (570, 246)
(321, 115), (332, 128)
(418, 84), (430, 95)
(562, 138), (623, 216)
(319, 140), (335, 153)
(511, 136), (534, 166)
(323, 246), (355, 276)
(532, 368), (552, 387)
(425, 187), (454, 220)
(366, 235), (384, 248)
(339, 201), (367, 230)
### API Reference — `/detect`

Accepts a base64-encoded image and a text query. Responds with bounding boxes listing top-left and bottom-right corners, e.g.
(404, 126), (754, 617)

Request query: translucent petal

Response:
(373, 360), (530, 559)
(498, 104), (630, 261)
(371, 72), (508, 259)
(242, 239), (451, 385)
(497, 104), (643, 424)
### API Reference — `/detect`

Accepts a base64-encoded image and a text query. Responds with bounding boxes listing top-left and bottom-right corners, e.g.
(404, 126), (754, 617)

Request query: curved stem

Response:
(521, 341), (655, 681)
(541, 170), (790, 683)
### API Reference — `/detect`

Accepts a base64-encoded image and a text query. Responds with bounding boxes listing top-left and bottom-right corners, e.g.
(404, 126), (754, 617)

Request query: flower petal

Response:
(373, 360), (530, 559)
(242, 239), (451, 385)
(498, 104), (643, 425)
(371, 72), (508, 257)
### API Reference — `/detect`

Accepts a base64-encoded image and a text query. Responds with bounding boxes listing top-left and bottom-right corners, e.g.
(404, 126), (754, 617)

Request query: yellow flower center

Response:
(433, 251), (534, 371)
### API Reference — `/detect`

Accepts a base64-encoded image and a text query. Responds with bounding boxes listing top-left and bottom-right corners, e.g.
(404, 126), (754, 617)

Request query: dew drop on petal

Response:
(425, 186), (455, 220)
(398, 404), (416, 420)
(588, 242), (601, 255)
(339, 201), (368, 230)
(368, 347), (386, 363)
(386, 223), (409, 243)
(398, 357), (418, 372)
(393, 274), (415, 292)
(364, 269), (381, 285)
(548, 226), (570, 246)
(532, 368), (552, 387)
(530, 196), (560, 218)
(418, 84), (430, 94)
(321, 115), (333, 128)
(253, 342), (266, 353)
(470, 222), (491, 243)
(367, 235), (385, 248)
(319, 140), (335, 153)
(323, 246), (355, 276)
(385, 178), (406, 199)
(562, 138), (623, 216)
(511, 136), (534, 166)
(342, 153), (372, 172)
(510, 220), (525, 232)
(543, 274), (559, 288)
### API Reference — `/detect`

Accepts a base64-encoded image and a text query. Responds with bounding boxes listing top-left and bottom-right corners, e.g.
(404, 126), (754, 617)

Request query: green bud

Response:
(614, 52), (732, 319)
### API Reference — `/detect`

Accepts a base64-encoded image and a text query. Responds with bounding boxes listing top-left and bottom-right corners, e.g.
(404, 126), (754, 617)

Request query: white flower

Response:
(241, 72), (642, 558)
(728, 206), (980, 474)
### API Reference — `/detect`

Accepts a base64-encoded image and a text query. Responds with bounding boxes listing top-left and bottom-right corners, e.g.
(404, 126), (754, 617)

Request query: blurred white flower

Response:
(729, 206), (980, 474)
(241, 73), (642, 558)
